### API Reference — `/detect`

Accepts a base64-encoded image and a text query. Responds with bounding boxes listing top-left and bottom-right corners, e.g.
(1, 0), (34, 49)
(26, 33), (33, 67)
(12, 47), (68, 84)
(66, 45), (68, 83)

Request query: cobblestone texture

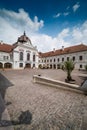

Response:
(0, 69), (87, 130)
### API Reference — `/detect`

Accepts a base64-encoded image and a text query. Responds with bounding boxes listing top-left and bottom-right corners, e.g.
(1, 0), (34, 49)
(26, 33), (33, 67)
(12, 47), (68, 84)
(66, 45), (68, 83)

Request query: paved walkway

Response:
(0, 69), (87, 130)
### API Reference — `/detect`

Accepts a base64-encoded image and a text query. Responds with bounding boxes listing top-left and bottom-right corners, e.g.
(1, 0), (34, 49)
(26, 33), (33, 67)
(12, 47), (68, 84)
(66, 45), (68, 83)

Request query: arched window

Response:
(27, 53), (30, 61)
(33, 54), (35, 62)
(20, 52), (23, 61)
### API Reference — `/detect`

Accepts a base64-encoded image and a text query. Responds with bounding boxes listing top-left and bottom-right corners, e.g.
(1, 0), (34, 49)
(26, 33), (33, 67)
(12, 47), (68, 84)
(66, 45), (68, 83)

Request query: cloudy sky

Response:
(0, 0), (87, 52)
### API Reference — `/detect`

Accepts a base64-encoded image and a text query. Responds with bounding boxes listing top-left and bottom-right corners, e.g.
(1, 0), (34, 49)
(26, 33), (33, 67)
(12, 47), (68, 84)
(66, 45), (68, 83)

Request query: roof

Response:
(39, 44), (87, 58)
(17, 31), (32, 44)
(0, 43), (14, 53)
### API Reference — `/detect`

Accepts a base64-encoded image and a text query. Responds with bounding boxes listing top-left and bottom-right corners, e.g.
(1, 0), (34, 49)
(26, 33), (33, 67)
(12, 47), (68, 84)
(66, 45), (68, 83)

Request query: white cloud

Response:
(53, 13), (61, 18)
(0, 8), (44, 32)
(63, 12), (70, 16)
(0, 8), (87, 52)
(54, 12), (69, 18)
(73, 2), (80, 12)
(72, 21), (87, 43)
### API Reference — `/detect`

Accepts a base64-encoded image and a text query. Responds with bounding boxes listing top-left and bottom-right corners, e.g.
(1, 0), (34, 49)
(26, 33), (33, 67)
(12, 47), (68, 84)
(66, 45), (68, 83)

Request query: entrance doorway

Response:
(4, 63), (12, 68)
(25, 63), (31, 68)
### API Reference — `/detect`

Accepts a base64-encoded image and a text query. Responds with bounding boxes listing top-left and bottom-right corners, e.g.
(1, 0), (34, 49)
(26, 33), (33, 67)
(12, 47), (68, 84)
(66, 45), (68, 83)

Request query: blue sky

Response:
(0, 0), (87, 52)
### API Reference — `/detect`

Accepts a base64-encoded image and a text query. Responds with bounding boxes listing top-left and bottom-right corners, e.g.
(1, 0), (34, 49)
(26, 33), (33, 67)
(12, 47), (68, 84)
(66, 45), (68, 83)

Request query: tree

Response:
(63, 60), (75, 81)
(85, 65), (87, 71)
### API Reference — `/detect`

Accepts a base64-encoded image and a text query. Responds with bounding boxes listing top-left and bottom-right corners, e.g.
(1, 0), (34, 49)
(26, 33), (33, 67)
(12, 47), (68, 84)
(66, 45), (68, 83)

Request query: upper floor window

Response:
(33, 54), (35, 62)
(58, 58), (59, 62)
(27, 53), (30, 61)
(54, 58), (56, 62)
(62, 58), (64, 62)
(20, 52), (23, 61)
(67, 57), (69, 61)
(47, 59), (49, 62)
(79, 56), (83, 61)
(44, 59), (46, 62)
(72, 56), (75, 61)
(50, 59), (52, 62)
(3, 56), (9, 60)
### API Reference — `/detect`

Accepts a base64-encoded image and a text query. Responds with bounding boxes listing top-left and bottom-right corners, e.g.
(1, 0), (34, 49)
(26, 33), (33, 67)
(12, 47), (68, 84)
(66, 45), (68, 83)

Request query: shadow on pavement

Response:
(0, 110), (32, 127)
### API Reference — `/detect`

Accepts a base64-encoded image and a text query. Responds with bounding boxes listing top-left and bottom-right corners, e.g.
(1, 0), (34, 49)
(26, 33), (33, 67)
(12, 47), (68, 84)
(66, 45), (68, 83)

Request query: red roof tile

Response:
(39, 44), (87, 58)
(0, 43), (13, 53)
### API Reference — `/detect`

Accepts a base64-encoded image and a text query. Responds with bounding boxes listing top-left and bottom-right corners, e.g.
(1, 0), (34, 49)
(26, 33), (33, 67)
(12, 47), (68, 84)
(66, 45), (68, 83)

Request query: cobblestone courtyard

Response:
(0, 69), (87, 130)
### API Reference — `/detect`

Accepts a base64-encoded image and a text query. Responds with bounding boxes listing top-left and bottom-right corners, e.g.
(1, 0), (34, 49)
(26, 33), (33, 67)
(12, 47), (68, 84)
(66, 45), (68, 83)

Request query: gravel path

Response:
(0, 69), (87, 130)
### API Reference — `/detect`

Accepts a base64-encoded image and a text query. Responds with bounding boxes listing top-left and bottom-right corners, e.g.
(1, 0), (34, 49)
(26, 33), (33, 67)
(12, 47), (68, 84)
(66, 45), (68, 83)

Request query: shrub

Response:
(62, 60), (75, 81)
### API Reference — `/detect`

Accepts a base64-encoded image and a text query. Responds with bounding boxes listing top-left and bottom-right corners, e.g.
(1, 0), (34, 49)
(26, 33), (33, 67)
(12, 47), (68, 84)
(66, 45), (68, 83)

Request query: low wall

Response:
(33, 75), (87, 94)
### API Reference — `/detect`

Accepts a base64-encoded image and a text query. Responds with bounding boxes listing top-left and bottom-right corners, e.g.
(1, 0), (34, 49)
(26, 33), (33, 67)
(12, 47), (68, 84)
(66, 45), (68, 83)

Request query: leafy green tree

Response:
(63, 60), (75, 81)
(85, 65), (87, 71)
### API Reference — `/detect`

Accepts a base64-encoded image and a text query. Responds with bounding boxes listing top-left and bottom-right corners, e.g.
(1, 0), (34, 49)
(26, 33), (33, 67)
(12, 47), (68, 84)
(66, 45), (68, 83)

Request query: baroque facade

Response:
(39, 44), (87, 70)
(0, 32), (87, 70)
(0, 32), (38, 69)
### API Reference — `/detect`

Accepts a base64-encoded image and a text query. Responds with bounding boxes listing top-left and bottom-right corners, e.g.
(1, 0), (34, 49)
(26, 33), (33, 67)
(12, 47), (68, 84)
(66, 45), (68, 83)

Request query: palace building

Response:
(0, 32), (87, 70)
(0, 32), (38, 69)
(39, 44), (87, 70)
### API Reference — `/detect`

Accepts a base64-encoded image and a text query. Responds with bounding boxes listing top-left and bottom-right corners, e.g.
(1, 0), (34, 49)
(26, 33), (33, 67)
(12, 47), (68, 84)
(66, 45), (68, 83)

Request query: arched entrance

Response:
(25, 63), (31, 68)
(0, 62), (3, 68)
(50, 64), (52, 69)
(4, 63), (12, 68)
(57, 64), (60, 69)
(53, 64), (56, 69)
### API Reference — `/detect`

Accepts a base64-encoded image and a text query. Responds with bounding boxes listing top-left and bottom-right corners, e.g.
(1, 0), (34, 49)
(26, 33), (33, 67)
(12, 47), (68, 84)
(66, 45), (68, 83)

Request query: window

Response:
(20, 52), (23, 61)
(44, 59), (46, 62)
(3, 56), (9, 60)
(72, 56), (75, 61)
(50, 59), (52, 62)
(80, 64), (82, 68)
(19, 63), (23, 67)
(58, 58), (59, 62)
(62, 58), (64, 62)
(47, 59), (49, 62)
(54, 58), (56, 62)
(27, 53), (30, 61)
(79, 56), (83, 61)
(33, 64), (35, 67)
(67, 57), (69, 61)
(33, 54), (35, 62)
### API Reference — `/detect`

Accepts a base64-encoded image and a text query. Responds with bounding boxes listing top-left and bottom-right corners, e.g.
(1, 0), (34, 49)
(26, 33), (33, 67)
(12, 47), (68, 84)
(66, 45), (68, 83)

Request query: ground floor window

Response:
(53, 64), (56, 69)
(57, 64), (60, 69)
(50, 64), (52, 69)
(33, 64), (35, 68)
(80, 64), (82, 68)
(19, 63), (23, 67)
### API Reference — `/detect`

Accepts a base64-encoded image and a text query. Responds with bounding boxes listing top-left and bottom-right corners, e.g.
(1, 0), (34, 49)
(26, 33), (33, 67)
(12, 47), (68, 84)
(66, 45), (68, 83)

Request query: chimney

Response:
(0, 40), (3, 44)
(53, 48), (55, 52)
(62, 46), (64, 51)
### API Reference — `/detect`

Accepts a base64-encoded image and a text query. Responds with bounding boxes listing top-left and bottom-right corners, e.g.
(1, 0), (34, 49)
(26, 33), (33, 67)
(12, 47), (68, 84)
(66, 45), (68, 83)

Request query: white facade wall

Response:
(39, 51), (87, 70)
(0, 52), (13, 68)
(0, 43), (38, 69)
